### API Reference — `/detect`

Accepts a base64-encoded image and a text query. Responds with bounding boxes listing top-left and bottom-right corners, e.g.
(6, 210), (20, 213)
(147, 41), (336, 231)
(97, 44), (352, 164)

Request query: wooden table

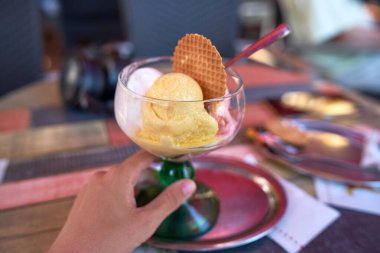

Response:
(1, 64), (379, 253)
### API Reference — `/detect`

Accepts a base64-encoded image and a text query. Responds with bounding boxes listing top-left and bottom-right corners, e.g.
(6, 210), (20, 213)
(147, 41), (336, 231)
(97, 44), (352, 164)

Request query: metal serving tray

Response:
(147, 156), (287, 251)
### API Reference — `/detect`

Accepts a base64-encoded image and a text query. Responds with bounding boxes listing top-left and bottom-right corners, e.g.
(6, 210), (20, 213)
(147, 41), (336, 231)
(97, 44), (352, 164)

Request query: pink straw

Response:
(224, 23), (291, 68)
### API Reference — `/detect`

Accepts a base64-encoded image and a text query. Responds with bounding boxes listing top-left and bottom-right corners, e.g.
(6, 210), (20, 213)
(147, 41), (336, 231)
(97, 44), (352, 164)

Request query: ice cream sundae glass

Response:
(114, 34), (245, 240)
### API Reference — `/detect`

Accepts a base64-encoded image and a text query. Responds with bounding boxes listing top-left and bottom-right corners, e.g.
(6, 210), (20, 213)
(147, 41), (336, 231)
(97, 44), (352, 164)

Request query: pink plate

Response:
(148, 156), (287, 251)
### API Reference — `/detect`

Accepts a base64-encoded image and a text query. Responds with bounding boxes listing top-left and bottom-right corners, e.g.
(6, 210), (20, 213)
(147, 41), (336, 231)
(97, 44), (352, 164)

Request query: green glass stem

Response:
(136, 160), (220, 240)
(159, 160), (195, 186)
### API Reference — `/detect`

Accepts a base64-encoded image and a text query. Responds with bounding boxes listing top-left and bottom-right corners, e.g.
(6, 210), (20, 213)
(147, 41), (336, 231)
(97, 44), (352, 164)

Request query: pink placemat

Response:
(0, 108), (30, 133)
(234, 64), (311, 87)
(106, 119), (132, 146)
(0, 166), (110, 210)
(243, 102), (277, 127)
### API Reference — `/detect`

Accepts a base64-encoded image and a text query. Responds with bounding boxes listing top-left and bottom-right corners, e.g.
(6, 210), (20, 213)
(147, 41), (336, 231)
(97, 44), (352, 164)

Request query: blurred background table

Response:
(1, 63), (380, 253)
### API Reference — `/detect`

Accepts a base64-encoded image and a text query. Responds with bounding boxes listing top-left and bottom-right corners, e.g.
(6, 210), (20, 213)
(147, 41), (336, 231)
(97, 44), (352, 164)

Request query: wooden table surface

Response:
(1, 64), (379, 253)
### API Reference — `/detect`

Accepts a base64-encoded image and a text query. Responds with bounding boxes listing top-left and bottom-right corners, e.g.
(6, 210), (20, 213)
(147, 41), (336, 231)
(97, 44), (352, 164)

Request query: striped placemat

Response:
(0, 145), (257, 210)
(0, 85), (313, 160)
(3, 144), (139, 183)
(0, 101), (275, 184)
(0, 120), (109, 160)
(31, 107), (110, 127)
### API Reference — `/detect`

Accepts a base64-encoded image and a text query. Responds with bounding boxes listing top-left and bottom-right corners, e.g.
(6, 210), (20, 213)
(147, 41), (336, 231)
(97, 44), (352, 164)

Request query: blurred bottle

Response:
(38, 0), (64, 72)
(60, 42), (133, 112)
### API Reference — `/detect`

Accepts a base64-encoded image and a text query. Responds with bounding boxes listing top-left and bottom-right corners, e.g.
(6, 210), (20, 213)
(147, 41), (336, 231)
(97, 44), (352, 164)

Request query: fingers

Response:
(141, 179), (196, 222)
(116, 150), (156, 185)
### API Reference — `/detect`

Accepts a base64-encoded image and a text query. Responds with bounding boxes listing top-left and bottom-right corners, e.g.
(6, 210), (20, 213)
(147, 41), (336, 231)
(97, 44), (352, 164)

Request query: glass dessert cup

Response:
(115, 56), (245, 240)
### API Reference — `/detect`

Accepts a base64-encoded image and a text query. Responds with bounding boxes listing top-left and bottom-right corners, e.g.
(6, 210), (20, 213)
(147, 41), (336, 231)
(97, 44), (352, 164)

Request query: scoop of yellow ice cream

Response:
(145, 72), (204, 101)
(138, 73), (218, 149)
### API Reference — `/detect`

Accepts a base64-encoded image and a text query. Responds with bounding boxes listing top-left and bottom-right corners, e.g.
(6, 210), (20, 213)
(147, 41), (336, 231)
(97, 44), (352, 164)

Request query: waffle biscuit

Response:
(173, 34), (226, 100)
(264, 118), (309, 147)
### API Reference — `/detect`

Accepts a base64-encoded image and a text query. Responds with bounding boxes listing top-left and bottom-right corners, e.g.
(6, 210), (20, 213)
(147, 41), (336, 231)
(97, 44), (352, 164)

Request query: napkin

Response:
(315, 178), (380, 216)
(268, 178), (340, 253)
(360, 129), (380, 171)
(0, 159), (8, 182)
(217, 146), (341, 253)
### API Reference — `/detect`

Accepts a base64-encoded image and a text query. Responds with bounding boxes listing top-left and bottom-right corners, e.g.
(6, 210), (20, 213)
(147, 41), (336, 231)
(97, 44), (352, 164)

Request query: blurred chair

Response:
(118, 0), (240, 57)
(59, 0), (123, 47)
(0, 0), (44, 96)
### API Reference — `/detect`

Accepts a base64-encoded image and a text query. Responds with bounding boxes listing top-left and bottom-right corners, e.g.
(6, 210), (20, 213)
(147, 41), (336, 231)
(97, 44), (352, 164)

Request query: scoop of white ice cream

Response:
(115, 67), (162, 134)
(127, 67), (163, 96)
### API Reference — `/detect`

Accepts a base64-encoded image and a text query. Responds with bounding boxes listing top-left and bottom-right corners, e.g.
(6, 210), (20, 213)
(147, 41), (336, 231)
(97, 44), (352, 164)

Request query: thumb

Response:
(142, 179), (196, 222)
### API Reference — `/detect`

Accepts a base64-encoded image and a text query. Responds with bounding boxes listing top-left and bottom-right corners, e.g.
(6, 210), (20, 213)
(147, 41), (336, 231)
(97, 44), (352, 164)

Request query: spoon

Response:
(247, 128), (380, 176)
(224, 23), (291, 68)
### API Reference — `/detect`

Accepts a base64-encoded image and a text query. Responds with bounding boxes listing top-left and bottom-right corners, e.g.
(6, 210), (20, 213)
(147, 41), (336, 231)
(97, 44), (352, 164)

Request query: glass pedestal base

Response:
(136, 181), (220, 240)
